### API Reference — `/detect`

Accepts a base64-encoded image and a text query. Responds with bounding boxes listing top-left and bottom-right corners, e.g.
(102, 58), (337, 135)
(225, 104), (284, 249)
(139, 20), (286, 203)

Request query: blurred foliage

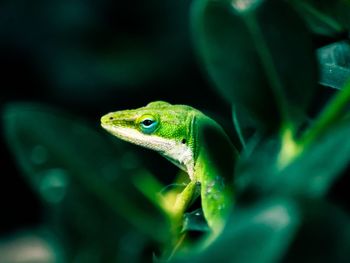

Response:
(192, 0), (317, 132)
(2, 0), (350, 262)
(3, 104), (169, 262)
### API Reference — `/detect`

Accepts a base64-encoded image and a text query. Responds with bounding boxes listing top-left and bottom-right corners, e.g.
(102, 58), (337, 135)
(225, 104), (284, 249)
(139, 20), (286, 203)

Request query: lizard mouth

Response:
(100, 123), (111, 134)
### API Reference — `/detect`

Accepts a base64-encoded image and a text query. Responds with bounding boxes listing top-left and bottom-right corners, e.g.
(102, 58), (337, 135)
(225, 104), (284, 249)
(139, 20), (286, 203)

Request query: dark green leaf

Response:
(2, 103), (168, 262)
(192, 0), (317, 131)
(236, 117), (350, 199)
(284, 200), (350, 263)
(174, 198), (300, 263)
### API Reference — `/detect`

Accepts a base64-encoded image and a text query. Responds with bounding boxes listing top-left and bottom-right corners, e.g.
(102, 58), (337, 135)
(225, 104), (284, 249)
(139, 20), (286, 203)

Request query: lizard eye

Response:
(142, 119), (154, 127)
(139, 115), (158, 134)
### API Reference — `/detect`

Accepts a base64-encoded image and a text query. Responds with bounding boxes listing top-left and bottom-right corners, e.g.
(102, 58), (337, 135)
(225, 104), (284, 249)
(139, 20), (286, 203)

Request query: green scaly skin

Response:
(100, 101), (238, 238)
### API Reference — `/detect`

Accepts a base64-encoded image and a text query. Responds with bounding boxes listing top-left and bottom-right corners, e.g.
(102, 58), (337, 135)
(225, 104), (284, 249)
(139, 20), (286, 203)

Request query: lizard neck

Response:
(159, 111), (198, 180)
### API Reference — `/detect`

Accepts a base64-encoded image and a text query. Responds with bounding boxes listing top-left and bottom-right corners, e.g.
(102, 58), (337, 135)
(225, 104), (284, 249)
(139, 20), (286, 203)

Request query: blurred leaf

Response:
(192, 0), (317, 131)
(234, 135), (280, 200)
(289, 0), (350, 36)
(2, 103), (168, 262)
(174, 198), (300, 263)
(236, 116), (350, 199)
(318, 41), (350, 90)
(0, 229), (61, 263)
(278, 119), (350, 198)
(284, 200), (350, 263)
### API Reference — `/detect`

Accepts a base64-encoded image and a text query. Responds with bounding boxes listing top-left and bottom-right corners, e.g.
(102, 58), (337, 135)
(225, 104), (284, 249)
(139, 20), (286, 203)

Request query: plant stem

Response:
(301, 80), (350, 148)
(232, 105), (246, 149)
(290, 1), (343, 33)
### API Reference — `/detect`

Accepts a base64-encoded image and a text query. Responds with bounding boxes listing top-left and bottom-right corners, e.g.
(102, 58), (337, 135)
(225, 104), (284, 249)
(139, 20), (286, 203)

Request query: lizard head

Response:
(100, 101), (199, 176)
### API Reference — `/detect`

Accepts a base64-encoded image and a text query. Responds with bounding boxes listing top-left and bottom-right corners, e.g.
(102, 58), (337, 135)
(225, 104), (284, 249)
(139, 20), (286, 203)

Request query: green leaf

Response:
(318, 41), (350, 90)
(192, 0), (317, 131)
(278, 119), (350, 198)
(2, 103), (168, 261)
(288, 0), (350, 36)
(174, 198), (300, 263)
(237, 117), (350, 199)
(236, 116), (350, 199)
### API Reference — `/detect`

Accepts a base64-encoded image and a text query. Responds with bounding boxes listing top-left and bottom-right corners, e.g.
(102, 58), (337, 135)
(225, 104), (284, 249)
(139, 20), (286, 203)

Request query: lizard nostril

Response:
(109, 116), (114, 120)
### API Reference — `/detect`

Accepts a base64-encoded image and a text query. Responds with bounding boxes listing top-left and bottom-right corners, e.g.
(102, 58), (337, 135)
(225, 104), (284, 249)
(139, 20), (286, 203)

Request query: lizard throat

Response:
(102, 124), (195, 180)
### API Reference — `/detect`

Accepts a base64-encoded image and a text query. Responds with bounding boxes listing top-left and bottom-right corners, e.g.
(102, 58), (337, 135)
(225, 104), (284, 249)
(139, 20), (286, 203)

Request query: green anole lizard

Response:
(101, 101), (238, 237)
